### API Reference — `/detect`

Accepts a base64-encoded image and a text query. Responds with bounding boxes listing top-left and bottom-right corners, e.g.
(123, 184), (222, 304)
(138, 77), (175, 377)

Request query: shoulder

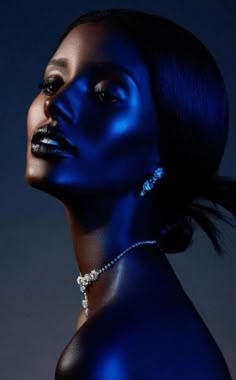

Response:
(55, 303), (134, 379)
(55, 339), (130, 380)
(123, 303), (232, 380)
(55, 302), (232, 380)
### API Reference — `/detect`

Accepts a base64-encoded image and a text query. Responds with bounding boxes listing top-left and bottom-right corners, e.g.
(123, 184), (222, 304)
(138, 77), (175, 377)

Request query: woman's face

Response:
(25, 22), (160, 197)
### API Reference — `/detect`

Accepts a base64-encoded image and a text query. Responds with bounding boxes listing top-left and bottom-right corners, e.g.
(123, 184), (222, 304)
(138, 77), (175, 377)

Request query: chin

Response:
(24, 156), (58, 197)
(25, 155), (48, 181)
(24, 160), (73, 204)
(25, 168), (49, 193)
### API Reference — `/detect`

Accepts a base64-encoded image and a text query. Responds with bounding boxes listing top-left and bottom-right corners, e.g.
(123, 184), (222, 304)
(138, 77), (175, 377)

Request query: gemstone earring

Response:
(139, 167), (166, 197)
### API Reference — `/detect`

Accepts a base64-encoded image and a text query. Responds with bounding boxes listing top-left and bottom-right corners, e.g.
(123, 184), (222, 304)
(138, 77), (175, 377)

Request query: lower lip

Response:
(31, 142), (75, 159)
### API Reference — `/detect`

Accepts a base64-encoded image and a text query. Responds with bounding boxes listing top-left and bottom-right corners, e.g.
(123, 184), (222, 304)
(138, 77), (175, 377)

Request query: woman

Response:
(25, 8), (235, 379)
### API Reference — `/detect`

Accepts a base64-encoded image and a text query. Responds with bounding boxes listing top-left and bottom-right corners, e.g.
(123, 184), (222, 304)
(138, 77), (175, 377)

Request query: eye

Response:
(92, 90), (120, 104)
(90, 81), (123, 104)
(38, 76), (64, 96)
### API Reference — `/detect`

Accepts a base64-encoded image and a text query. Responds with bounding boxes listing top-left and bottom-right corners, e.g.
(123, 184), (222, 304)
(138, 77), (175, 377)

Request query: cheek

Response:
(75, 99), (157, 171)
(103, 107), (156, 159)
(86, 112), (157, 186)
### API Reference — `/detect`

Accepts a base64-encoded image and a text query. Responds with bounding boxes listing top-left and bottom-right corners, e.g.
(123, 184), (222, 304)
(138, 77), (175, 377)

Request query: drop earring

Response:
(139, 167), (166, 197)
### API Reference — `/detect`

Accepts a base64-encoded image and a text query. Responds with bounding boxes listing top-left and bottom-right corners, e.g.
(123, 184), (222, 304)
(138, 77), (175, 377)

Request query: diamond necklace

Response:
(76, 240), (161, 319)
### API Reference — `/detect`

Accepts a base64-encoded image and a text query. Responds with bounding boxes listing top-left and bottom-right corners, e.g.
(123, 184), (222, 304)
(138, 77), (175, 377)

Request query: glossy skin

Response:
(25, 23), (232, 379)
(26, 23), (159, 200)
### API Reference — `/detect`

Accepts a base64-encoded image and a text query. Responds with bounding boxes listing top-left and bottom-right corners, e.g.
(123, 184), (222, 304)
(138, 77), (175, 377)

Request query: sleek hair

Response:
(55, 8), (236, 254)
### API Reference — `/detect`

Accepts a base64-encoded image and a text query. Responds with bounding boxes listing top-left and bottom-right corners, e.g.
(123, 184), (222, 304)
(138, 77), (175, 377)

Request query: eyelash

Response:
(38, 78), (121, 104)
(89, 90), (120, 104)
(38, 77), (64, 96)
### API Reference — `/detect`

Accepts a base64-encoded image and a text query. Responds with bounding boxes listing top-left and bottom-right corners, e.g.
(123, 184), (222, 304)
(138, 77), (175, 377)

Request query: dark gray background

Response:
(1, 0), (235, 379)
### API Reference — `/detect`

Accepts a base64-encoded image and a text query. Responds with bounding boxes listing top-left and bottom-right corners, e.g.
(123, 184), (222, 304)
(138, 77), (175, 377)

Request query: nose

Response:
(44, 99), (57, 126)
(44, 99), (51, 119)
(43, 93), (73, 124)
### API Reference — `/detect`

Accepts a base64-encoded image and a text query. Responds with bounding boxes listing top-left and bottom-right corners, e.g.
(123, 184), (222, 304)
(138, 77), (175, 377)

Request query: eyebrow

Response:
(47, 58), (138, 85)
(47, 57), (68, 68)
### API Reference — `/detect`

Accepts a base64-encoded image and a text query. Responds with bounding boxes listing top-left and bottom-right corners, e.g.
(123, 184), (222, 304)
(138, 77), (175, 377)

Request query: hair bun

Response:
(156, 212), (193, 253)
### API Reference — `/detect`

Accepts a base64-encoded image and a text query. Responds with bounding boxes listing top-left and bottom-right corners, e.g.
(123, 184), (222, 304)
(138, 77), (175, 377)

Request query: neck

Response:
(64, 191), (185, 320)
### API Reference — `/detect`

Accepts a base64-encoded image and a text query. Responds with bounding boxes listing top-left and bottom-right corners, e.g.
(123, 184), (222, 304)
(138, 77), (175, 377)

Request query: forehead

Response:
(51, 22), (150, 88)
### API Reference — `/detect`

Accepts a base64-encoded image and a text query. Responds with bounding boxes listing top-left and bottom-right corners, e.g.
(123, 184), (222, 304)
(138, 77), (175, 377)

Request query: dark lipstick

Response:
(31, 125), (77, 158)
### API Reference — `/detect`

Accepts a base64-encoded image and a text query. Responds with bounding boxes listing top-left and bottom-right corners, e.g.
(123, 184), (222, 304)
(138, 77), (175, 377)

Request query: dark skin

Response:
(25, 23), (232, 379)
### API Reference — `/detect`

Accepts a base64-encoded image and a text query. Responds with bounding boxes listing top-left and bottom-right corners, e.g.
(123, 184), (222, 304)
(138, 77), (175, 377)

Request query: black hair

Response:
(55, 8), (236, 254)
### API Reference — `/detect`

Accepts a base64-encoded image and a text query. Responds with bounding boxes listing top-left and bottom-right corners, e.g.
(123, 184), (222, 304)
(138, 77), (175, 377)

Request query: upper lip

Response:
(31, 124), (77, 155)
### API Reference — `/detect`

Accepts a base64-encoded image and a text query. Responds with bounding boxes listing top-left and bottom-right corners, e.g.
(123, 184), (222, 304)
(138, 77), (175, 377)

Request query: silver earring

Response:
(139, 167), (165, 197)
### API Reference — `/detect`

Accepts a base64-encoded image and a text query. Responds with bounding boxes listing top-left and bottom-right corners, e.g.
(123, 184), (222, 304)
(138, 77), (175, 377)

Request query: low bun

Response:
(155, 213), (194, 253)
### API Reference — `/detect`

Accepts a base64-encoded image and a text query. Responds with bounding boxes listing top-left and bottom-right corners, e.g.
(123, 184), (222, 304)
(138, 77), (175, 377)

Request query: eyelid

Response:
(92, 74), (127, 86)
(96, 84), (126, 101)
(93, 79), (127, 95)
(39, 75), (65, 96)
(41, 71), (128, 101)
(44, 68), (66, 82)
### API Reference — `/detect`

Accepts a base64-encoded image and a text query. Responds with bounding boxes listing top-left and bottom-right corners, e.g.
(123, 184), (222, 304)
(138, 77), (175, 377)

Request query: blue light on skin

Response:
(26, 22), (160, 197)
(25, 21), (185, 321)
(94, 347), (128, 380)
(25, 19), (189, 328)
(25, 20), (201, 375)
(27, 22), (232, 380)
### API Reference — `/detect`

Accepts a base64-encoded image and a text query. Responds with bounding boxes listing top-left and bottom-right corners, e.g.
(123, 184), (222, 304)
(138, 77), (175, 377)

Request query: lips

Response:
(31, 124), (77, 156)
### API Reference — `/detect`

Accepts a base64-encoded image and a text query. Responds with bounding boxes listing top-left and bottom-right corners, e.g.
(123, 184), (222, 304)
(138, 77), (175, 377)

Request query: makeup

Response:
(31, 124), (77, 158)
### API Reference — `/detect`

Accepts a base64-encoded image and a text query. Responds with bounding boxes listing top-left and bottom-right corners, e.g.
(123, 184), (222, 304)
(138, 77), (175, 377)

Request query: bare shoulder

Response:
(55, 302), (232, 380)
(55, 303), (135, 379)
(123, 303), (232, 380)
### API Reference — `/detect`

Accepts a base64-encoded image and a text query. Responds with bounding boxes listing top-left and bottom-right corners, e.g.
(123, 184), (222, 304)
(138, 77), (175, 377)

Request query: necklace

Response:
(76, 240), (161, 319)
